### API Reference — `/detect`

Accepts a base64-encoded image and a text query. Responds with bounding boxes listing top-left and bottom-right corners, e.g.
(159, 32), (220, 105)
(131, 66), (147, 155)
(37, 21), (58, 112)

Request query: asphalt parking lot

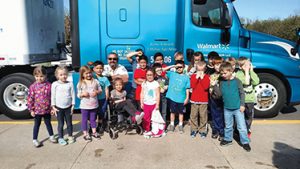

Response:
(0, 106), (299, 169)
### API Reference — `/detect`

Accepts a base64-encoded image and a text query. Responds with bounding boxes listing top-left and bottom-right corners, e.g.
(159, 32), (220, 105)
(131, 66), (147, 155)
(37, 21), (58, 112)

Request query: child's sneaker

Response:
(212, 133), (219, 139)
(49, 136), (57, 143)
(220, 140), (233, 146)
(167, 124), (175, 132)
(92, 132), (101, 140)
(190, 131), (197, 138)
(199, 132), (207, 138)
(83, 135), (92, 142)
(178, 125), (184, 134)
(135, 112), (145, 125)
(243, 144), (251, 152)
(58, 138), (68, 146)
(218, 136), (224, 141)
(33, 140), (41, 148)
(67, 136), (75, 144)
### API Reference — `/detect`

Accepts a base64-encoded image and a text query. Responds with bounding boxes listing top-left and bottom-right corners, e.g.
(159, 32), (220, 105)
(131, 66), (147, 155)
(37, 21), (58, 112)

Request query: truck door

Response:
(183, 0), (239, 60)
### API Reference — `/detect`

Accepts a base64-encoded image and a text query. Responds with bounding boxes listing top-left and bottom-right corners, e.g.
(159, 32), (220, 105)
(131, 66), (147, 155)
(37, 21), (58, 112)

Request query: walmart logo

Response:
(197, 43), (230, 50)
(221, 44), (230, 50)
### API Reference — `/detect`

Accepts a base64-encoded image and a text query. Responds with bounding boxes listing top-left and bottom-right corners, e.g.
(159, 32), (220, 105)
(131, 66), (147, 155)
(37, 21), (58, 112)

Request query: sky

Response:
(64, 0), (300, 21)
(234, 0), (300, 20)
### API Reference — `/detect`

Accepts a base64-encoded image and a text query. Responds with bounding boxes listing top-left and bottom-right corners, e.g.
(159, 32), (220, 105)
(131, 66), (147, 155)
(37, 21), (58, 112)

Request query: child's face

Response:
(146, 71), (154, 82)
(114, 81), (123, 91)
(221, 70), (233, 80)
(83, 71), (92, 80)
(93, 65), (103, 76)
(57, 69), (68, 82)
(196, 64), (206, 72)
(34, 73), (46, 83)
(139, 59), (147, 69)
(175, 64), (184, 74)
(155, 56), (164, 65)
(214, 63), (221, 72)
(175, 55), (184, 61)
(194, 55), (202, 63)
(208, 58), (213, 65)
(155, 67), (163, 76)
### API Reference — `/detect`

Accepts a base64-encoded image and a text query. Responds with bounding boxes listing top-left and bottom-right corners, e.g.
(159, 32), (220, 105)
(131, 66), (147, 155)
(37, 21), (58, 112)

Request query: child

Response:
(205, 51), (218, 75)
(134, 55), (148, 110)
(110, 78), (144, 124)
(93, 61), (111, 134)
(27, 66), (57, 147)
(190, 61), (210, 138)
(77, 65), (102, 141)
(209, 54), (225, 140)
(126, 49), (143, 100)
(213, 62), (251, 152)
(170, 51), (189, 75)
(236, 57), (260, 138)
(51, 66), (75, 145)
(140, 69), (160, 132)
(187, 51), (205, 76)
(153, 52), (167, 76)
(226, 57), (239, 73)
(166, 60), (190, 133)
(153, 63), (168, 122)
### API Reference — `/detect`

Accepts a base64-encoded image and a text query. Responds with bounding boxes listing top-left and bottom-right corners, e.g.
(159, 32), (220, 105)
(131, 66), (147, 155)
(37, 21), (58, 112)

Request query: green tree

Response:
(240, 15), (300, 42)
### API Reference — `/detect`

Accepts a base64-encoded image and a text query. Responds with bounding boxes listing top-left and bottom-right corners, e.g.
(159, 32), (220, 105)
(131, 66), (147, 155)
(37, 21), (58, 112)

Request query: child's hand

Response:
(51, 107), (58, 116)
(81, 91), (89, 97)
(160, 88), (165, 93)
(137, 51), (143, 56)
(140, 103), (144, 110)
(240, 106), (245, 113)
(30, 111), (35, 117)
(184, 99), (189, 106)
(90, 90), (98, 97)
(71, 105), (74, 115)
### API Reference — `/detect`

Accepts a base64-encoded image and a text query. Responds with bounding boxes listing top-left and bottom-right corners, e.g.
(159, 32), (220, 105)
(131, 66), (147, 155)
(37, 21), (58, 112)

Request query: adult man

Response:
(103, 52), (129, 83)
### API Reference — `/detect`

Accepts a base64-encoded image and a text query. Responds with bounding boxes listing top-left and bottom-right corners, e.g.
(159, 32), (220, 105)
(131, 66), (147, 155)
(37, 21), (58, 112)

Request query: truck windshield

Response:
(192, 0), (230, 28)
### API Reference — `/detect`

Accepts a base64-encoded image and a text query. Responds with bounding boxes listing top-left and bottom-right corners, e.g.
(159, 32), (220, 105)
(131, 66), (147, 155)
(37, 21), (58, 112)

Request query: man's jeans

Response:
(224, 108), (249, 144)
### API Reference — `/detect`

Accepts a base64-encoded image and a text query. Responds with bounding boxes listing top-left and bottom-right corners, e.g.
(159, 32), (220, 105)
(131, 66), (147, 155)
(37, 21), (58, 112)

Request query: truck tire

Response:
(254, 73), (286, 118)
(0, 73), (35, 119)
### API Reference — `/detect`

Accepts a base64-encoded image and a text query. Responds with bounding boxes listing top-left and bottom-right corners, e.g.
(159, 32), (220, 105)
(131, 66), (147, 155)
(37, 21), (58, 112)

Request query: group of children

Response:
(27, 50), (259, 152)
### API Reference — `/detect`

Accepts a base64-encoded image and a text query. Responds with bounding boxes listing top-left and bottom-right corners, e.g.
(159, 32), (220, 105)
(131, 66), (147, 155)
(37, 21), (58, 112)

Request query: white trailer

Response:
(0, 0), (66, 119)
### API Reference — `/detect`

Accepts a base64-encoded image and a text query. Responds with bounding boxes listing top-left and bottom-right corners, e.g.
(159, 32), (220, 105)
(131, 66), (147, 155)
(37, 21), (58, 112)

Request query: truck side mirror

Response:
(194, 0), (207, 5)
(186, 49), (194, 62)
(221, 3), (231, 44)
(291, 28), (300, 56)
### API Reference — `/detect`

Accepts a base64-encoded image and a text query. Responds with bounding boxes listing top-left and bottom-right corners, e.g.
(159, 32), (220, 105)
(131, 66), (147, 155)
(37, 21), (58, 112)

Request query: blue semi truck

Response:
(70, 0), (300, 118)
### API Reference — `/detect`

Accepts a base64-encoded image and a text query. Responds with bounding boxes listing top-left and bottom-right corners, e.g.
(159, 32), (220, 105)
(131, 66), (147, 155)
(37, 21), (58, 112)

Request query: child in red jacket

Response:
(190, 61), (210, 138)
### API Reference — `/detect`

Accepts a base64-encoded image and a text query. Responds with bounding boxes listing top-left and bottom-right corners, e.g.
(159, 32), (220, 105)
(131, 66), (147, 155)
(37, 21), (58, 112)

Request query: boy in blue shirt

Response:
(213, 62), (251, 152)
(166, 60), (190, 133)
(93, 61), (111, 135)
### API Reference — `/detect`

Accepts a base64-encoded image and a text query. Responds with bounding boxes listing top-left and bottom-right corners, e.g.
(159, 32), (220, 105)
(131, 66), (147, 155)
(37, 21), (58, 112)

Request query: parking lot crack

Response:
(69, 142), (89, 169)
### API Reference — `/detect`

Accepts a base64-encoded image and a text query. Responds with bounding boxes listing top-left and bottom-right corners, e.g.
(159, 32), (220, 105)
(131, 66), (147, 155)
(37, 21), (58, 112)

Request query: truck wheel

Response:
(0, 73), (35, 119)
(254, 73), (286, 118)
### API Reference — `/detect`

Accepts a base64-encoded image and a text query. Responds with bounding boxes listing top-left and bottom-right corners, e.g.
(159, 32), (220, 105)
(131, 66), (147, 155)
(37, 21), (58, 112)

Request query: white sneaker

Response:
(49, 136), (57, 143)
(33, 140), (41, 148)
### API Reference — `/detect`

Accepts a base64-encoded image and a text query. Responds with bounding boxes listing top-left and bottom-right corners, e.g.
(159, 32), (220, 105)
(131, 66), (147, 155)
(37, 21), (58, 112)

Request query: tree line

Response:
(241, 15), (300, 42)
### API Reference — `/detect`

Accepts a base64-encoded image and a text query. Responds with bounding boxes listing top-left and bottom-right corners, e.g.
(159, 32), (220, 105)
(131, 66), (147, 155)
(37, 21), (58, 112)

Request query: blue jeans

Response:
(56, 106), (73, 138)
(224, 108), (249, 144)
